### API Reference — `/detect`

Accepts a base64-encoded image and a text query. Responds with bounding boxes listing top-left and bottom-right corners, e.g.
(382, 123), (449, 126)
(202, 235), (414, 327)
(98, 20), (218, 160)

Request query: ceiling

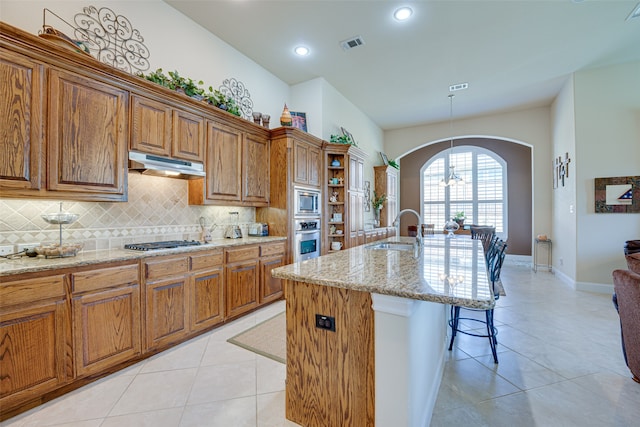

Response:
(165, 0), (640, 130)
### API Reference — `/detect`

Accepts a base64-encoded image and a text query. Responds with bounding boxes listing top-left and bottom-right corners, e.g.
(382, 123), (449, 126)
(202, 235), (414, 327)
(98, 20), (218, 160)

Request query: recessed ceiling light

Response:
(393, 6), (413, 21)
(294, 46), (310, 56)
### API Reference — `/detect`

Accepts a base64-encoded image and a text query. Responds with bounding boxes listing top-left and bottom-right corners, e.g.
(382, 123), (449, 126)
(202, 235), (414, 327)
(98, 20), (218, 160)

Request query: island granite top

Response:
(272, 236), (495, 310)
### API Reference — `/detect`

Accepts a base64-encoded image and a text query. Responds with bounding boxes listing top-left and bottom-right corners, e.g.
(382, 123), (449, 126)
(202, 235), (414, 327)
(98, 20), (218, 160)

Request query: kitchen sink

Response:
(366, 242), (416, 251)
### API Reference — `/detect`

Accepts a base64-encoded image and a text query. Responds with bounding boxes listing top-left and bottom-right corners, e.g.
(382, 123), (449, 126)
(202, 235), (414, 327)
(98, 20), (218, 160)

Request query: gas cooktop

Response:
(124, 240), (201, 251)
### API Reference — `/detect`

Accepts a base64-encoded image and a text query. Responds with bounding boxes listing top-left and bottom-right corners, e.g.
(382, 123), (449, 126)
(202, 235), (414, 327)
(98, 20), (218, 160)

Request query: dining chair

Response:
(448, 238), (507, 363)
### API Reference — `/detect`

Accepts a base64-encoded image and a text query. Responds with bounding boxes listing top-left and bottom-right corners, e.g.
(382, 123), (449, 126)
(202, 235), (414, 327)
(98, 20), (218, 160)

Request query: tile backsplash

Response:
(0, 173), (255, 252)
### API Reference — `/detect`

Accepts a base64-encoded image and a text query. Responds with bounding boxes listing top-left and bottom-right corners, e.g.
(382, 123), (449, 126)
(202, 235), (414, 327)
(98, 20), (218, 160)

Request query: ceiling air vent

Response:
(340, 36), (365, 51)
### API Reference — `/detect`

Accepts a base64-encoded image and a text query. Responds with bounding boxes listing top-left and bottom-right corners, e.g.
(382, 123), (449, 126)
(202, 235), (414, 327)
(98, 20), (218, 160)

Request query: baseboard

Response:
(552, 268), (613, 294)
(575, 281), (614, 294)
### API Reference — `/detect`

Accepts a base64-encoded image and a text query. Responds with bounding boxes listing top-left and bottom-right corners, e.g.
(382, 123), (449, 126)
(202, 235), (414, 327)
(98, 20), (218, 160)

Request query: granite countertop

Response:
(0, 236), (286, 277)
(272, 236), (495, 309)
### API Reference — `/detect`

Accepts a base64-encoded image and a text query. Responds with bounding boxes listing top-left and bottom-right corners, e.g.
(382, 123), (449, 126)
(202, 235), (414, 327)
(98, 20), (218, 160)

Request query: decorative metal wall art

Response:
(595, 176), (640, 213)
(219, 78), (253, 119)
(554, 152), (571, 188)
(72, 6), (150, 74)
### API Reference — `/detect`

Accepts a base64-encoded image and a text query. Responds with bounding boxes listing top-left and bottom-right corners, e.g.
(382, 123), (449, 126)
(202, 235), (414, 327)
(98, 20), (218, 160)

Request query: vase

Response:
(280, 103), (292, 126)
(373, 208), (381, 227)
(444, 220), (459, 238)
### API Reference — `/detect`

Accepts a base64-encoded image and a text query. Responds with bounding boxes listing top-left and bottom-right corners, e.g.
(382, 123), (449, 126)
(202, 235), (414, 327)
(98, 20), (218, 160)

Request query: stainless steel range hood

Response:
(128, 151), (205, 179)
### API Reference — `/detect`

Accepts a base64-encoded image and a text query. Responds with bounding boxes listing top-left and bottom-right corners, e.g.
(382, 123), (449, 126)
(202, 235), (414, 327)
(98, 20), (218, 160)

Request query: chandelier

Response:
(440, 94), (464, 187)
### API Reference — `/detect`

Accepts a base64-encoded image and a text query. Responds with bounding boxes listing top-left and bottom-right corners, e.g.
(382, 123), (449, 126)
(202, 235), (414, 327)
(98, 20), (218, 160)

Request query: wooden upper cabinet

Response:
(131, 94), (204, 162)
(130, 95), (172, 156)
(293, 140), (321, 187)
(242, 132), (269, 204)
(172, 109), (204, 161)
(0, 49), (44, 192)
(189, 121), (269, 206)
(204, 121), (243, 202)
(47, 68), (128, 200)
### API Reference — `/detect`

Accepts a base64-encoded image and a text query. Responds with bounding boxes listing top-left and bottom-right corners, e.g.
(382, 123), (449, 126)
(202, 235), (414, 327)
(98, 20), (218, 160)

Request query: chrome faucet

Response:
(392, 209), (423, 250)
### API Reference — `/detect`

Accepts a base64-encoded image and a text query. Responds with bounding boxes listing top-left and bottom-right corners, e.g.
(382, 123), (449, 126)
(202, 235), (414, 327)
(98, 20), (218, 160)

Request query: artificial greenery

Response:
(203, 87), (240, 116)
(167, 70), (204, 97)
(453, 211), (466, 220)
(372, 191), (387, 210)
(330, 133), (357, 146)
(388, 159), (399, 169)
(138, 69), (240, 116)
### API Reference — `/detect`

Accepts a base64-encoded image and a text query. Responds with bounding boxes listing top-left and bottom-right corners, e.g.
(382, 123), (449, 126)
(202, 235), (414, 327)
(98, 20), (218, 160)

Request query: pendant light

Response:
(440, 94), (464, 187)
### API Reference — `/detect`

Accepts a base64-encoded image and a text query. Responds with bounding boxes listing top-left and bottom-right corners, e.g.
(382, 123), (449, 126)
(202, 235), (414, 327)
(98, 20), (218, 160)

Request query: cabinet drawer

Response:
(190, 249), (223, 271)
(72, 264), (139, 293)
(226, 246), (260, 263)
(0, 275), (66, 307)
(144, 255), (189, 280)
(260, 242), (285, 257)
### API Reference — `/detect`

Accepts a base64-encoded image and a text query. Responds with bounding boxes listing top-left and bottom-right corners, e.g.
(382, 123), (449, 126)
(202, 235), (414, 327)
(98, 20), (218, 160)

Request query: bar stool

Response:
(470, 225), (495, 253)
(448, 238), (507, 363)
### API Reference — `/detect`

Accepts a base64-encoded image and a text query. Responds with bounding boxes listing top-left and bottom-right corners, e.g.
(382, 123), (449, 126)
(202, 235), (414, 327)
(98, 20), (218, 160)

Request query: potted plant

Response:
(453, 211), (466, 227)
(138, 68), (171, 88)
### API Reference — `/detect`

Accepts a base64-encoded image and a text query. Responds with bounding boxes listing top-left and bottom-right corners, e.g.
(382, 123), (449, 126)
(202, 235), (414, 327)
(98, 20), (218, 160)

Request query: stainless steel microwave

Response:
(294, 188), (320, 217)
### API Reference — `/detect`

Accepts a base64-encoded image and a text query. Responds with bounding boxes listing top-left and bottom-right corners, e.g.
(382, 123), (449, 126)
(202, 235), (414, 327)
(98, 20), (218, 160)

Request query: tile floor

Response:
(3, 264), (639, 426)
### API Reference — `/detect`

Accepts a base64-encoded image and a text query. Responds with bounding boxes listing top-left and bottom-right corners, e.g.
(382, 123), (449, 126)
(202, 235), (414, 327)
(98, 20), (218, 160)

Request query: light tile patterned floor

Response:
(3, 265), (639, 426)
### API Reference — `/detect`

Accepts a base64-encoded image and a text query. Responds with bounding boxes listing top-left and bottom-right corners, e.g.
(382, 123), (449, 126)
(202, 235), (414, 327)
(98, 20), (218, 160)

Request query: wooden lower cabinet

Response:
(0, 275), (69, 411)
(71, 264), (141, 377)
(190, 267), (224, 331)
(225, 259), (259, 319)
(226, 243), (285, 318)
(259, 242), (285, 304)
(1, 241), (284, 419)
(145, 275), (190, 351)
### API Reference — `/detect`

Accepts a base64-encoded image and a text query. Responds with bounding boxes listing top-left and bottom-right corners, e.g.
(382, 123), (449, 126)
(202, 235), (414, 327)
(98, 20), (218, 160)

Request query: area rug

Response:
(227, 312), (286, 364)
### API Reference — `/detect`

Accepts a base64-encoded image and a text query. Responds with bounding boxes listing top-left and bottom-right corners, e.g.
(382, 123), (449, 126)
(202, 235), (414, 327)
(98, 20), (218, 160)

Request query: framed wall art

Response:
(594, 176), (640, 213)
(290, 112), (307, 132)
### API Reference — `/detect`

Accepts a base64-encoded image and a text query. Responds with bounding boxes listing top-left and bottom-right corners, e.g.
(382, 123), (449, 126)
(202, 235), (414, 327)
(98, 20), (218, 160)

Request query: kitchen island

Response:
(272, 235), (493, 427)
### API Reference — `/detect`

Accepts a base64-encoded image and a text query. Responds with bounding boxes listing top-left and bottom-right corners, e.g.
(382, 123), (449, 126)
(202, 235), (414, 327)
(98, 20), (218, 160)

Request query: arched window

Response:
(421, 146), (507, 237)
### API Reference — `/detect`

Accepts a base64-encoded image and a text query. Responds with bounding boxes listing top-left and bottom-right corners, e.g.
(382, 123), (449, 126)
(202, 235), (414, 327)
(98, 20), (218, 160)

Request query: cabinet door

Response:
(225, 260), (259, 319)
(72, 284), (141, 376)
(293, 140), (309, 185)
(260, 255), (284, 304)
(307, 144), (321, 187)
(0, 274), (67, 408)
(349, 191), (365, 248)
(0, 49), (44, 192)
(205, 121), (242, 202)
(130, 94), (171, 156)
(145, 277), (189, 350)
(242, 133), (269, 204)
(48, 69), (127, 200)
(172, 109), (204, 162)
(190, 267), (224, 331)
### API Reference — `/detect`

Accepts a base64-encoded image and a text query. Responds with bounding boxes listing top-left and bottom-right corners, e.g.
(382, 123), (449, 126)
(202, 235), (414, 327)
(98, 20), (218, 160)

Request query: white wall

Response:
(573, 61), (640, 288)
(319, 79), (385, 225)
(2, 0), (290, 121)
(551, 76), (578, 281)
(384, 106), (553, 247)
